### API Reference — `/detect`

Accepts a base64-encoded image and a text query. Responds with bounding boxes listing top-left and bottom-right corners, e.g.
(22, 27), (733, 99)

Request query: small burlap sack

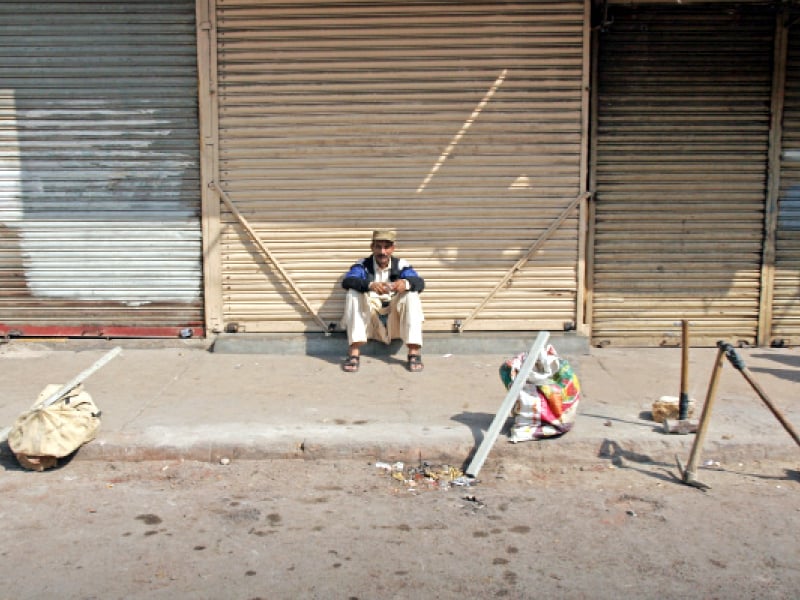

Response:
(8, 384), (101, 471)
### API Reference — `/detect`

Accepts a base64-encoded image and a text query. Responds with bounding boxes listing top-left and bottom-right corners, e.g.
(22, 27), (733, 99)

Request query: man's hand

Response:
(369, 281), (409, 294)
(369, 282), (393, 294)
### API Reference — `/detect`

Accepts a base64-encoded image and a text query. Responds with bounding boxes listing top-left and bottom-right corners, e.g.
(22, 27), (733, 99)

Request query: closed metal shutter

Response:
(0, 0), (203, 337)
(592, 4), (774, 346)
(773, 25), (800, 345)
(215, 0), (588, 333)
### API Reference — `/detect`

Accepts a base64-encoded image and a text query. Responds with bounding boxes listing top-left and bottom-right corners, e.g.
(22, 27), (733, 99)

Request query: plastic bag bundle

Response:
(499, 344), (581, 443)
(8, 384), (101, 471)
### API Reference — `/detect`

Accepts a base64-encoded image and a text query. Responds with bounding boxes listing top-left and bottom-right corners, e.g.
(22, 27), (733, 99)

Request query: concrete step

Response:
(211, 331), (590, 357)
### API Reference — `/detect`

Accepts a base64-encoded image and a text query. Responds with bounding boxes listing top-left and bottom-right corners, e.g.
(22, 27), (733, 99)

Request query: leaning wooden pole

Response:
(721, 343), (800, 447)
(680, 344), (726, 485)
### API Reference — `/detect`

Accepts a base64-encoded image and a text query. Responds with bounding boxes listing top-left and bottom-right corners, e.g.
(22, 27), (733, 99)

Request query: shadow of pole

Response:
(451, 411), (513, 470)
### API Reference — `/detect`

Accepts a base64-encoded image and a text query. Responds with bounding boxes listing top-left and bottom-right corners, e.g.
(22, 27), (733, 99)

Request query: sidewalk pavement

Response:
(1, 336), (798, 471)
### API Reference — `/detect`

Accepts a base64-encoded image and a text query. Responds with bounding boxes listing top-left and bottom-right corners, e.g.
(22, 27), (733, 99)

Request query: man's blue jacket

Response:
(341, 256), (425, 294)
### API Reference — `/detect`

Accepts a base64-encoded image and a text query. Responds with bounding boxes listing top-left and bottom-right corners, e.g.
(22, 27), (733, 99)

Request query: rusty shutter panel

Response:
(215, 0), (588, 333)
(0, 0), (203, 337)
(773, 26), (800, 346)
(592, 4), (774, 347)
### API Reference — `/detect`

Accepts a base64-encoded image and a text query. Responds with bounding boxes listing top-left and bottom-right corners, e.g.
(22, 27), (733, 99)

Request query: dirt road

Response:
(1, 454), (797, 599)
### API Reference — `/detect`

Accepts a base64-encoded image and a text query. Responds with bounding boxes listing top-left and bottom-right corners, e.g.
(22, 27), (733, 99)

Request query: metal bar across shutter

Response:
(592, 4), (774, 347)
(215, 0), (587, 333)
(0, 0), (203, 337)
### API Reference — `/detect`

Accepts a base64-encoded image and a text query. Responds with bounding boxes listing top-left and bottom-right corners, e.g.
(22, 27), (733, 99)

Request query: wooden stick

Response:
(722, 346), (800, 447)
(679, 320), (690, 420)
(683, 345), (726, 482)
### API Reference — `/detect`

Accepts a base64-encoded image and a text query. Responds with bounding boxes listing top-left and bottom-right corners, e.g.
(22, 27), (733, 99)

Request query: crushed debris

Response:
(374, 459), (478, 492)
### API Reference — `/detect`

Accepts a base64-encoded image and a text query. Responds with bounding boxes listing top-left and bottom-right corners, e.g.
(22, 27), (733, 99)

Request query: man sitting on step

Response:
(339, 229), (425, 373)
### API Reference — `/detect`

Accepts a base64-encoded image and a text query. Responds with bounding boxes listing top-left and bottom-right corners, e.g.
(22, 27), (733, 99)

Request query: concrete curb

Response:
(5, 427), (795, 471)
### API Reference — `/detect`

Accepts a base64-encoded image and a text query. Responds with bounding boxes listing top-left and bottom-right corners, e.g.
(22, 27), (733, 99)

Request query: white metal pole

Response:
(465, 331), (550, 478)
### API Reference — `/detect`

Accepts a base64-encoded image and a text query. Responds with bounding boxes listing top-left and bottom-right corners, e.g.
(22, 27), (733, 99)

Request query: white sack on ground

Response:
(8, 384), (101, 471)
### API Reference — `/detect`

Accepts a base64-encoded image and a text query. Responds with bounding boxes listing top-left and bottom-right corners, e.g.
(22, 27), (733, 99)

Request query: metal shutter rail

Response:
(0, 0), (203, 337)
(592, 4), (773, 347)
(773, 25), (800, 345)
(215, 0), (587, 333)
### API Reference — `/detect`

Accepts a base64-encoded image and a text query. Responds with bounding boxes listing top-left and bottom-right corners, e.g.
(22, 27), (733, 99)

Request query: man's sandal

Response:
(407, 354), (424, 372)
(342, 355), (360, 373)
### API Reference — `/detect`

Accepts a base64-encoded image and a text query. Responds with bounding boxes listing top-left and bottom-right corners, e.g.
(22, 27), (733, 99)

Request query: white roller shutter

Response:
(214, 0), (588, 333)
(592, 4), (774, 346)
(0, 0), (203, 337)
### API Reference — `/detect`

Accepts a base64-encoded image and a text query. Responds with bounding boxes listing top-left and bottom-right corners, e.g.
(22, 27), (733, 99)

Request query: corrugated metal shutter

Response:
(0, 0), (203, 337)
(592, 4), (774, 347)
(773, 24), (800, 345)
(215, 0), (587, 333)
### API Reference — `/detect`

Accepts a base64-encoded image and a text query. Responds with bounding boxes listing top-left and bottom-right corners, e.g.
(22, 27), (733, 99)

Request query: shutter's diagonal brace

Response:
(211, 182), (331, 333)
(456, 192), (590, 333)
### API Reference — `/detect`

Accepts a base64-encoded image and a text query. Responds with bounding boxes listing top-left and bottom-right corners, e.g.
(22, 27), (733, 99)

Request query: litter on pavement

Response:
(375, 459), (477, 492)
